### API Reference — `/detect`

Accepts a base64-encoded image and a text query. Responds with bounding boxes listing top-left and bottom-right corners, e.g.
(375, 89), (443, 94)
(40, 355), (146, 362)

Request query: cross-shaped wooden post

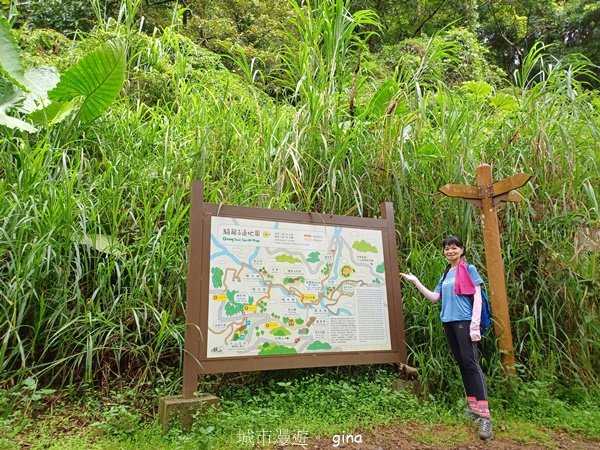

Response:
(440, 163), (531, 374)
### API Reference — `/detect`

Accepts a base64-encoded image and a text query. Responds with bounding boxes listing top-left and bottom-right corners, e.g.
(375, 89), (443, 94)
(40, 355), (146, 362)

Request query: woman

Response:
(400, 236), (493, 441)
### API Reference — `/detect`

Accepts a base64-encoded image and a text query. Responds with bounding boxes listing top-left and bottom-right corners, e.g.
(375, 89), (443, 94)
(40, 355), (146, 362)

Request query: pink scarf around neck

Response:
(454, 259), (476, 295)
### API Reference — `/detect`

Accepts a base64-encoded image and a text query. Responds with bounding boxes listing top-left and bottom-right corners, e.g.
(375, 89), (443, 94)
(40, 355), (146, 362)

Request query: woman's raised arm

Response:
(400, 273), (441, 302)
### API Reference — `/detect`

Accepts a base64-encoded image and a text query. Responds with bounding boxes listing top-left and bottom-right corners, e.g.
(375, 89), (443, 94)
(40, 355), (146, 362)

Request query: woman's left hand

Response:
(470, 330), (481, 342)
(400, 272), (419, 284)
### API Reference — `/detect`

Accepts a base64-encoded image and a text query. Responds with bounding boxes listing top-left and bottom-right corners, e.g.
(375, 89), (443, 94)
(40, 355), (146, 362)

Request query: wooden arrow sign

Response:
(441, 175), (531, 204)
(439, 184), (480, 199)
(495, 190), (526, 206)
(492, 173), (532, 197)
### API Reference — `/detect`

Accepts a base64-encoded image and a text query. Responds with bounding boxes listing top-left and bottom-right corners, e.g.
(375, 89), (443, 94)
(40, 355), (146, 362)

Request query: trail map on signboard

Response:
(207, 216), (392, 358)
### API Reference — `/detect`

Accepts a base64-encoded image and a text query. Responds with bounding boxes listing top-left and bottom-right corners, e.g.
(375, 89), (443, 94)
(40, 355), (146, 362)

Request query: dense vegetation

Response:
(1, 0), (599, 433)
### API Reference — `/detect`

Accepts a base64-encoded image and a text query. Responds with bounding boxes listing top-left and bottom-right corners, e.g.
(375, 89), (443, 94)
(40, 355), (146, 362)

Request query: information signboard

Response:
(182, 181), (406, 395)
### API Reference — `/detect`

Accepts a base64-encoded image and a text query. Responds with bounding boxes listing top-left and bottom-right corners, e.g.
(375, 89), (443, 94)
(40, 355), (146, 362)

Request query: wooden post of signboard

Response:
(159, 181), (221, 432)
(381, 201), (408, 366)
(183, 180), (204, 399)
(439, 164), (531, 374)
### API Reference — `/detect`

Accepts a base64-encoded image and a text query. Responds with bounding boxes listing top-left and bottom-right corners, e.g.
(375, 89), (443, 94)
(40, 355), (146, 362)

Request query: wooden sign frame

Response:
(182, 181), (407, 396)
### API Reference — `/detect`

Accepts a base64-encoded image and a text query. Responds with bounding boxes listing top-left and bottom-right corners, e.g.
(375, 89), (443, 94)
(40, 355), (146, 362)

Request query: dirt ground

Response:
(282, 423), (600, 450)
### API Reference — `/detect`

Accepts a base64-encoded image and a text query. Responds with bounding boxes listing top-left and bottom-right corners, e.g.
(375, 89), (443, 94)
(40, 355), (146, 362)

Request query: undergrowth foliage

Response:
(0, 0), (598, 396)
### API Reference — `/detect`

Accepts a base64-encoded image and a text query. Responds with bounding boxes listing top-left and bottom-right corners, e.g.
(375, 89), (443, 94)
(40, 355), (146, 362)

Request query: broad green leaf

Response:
(489, 92), (519, 111)
(78, 233), (122, 256)
(29, 99), (75, 125)
(0, 109), (37, 132)
(20, 67), (60, 113)
(461, 80), (493, 98)
(0, 84), (36, 131)
(49, 39), (127, 123)
(0, 16), (28, 91)
(0, 80), (23, 109)
(362, 78), (399, 120)
(417, 142), (441, 158)
(23, 377), (37, 389)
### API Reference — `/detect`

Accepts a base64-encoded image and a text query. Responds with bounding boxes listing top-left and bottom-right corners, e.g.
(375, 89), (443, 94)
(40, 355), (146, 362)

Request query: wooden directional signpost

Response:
(440, 164), (531, 374)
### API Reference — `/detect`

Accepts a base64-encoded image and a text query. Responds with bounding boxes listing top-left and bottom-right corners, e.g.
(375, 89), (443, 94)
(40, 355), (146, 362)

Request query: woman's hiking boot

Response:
(477, 417), (493, 440)
(463, 407), (480, 421)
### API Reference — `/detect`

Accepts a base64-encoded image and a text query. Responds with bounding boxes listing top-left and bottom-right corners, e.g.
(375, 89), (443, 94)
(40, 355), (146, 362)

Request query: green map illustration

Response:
(207, 217), (391, 358)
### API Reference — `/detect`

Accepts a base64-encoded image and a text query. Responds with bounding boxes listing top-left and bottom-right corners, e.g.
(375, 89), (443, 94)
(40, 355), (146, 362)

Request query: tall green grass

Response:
(0, 0), (598, 395)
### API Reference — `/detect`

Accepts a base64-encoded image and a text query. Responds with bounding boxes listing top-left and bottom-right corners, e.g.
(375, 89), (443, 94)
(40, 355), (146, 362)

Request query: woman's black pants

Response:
(442, 320), (488, 400)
